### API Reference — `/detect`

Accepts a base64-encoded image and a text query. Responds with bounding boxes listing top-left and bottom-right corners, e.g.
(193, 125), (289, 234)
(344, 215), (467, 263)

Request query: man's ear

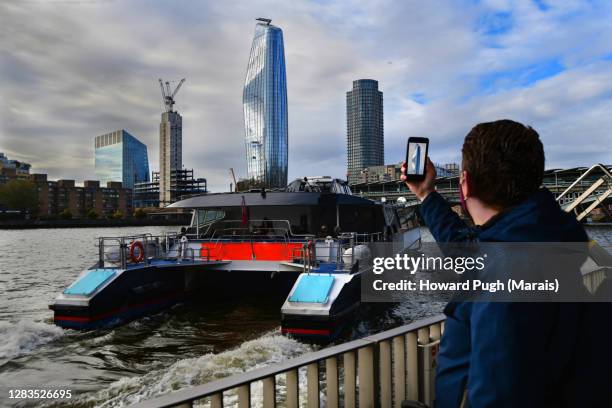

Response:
(462, 170), (473, 198)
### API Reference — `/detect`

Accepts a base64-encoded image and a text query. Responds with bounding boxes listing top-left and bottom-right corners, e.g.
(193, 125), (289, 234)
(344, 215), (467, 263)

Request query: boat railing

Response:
(130, 314), (446, 408)
(96, 232), (184, 269)
(291, 232), (385, 272)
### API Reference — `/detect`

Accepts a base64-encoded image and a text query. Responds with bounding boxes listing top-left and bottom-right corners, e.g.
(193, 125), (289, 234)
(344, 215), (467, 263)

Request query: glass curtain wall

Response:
(243, 21), (288, 188)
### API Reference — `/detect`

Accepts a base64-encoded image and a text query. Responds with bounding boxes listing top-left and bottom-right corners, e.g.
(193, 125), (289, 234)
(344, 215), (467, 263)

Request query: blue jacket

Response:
(420, 188), (610, 407)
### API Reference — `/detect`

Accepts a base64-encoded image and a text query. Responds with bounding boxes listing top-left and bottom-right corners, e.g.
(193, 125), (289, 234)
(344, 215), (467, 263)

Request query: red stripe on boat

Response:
(54, 292), (182, 323)
(201, 242), (304, 261)
(281, 327), (331, 336)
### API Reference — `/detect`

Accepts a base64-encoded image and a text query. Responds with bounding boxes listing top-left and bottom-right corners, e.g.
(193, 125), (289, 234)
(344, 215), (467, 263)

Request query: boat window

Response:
(339, 205), (383, 234)
(194, 209), (226, 230)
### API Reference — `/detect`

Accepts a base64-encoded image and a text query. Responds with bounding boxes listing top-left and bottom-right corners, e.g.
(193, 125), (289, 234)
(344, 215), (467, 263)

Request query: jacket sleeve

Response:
(420, 191), (470, 243)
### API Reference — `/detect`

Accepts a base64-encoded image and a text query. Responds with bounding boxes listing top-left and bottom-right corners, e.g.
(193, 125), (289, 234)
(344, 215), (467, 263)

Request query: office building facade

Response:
(346, 79), (384, 184)
(94, 130), (149, 190)
(243, 18), (288, 188)
(159, 111), (183, 205)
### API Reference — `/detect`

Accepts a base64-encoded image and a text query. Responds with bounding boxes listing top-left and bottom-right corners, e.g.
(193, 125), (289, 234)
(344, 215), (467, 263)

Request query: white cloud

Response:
(0, 0), (611, 191)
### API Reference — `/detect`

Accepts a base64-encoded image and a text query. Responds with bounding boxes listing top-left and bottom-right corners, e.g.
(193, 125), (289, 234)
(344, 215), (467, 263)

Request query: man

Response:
(401, 120), (609, 407)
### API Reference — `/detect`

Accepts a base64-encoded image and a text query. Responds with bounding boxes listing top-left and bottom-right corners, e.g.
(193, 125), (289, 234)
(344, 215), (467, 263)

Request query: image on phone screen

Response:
(407, 142), (427, 175)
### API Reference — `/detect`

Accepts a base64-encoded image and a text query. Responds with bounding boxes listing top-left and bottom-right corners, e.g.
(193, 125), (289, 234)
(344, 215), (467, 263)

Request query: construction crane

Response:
(230, 168), (238, 192)
(159, 78), (185, 112)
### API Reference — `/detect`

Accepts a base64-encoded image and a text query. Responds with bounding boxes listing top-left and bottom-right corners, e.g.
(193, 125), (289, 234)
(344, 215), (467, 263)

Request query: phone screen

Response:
(406, 141), (428, 175)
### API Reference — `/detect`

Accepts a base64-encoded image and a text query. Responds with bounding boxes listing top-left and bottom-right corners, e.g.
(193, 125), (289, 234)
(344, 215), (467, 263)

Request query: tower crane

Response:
(230, 168), (238, 192)
(159, 78), (186, 112)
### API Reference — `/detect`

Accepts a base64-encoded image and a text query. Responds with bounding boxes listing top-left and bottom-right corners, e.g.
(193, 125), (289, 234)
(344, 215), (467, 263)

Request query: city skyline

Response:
(2, 1), (612, 192)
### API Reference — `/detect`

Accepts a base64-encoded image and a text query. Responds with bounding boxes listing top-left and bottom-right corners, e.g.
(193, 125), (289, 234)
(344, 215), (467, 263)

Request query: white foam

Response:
(0, 320), (64, 362)
(77, 330), (313, 407)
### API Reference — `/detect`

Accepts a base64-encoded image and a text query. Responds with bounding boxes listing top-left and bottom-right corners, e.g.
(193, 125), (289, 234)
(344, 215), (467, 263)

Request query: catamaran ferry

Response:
(49, 177), (421, 340)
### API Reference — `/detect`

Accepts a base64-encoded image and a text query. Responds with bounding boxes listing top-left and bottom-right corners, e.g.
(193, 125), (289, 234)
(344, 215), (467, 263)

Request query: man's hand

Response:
(401, 158), (436, 201)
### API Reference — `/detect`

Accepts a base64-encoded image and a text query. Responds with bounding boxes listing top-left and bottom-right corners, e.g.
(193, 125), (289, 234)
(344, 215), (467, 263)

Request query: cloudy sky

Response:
(1, 0), (611, 192)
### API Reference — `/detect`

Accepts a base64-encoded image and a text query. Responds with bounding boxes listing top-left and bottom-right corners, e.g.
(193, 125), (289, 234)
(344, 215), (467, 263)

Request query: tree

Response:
(86, 209), (99, 219)
(0, 179), (38, 214)
(134, 208), (147, 219)
(110, 210), (124, 219)
(59, 208), (72, 219)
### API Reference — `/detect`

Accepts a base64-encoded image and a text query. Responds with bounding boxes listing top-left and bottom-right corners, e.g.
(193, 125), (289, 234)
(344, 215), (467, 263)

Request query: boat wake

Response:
(69, 330), (313, 407)
(0, 320), (65, 364)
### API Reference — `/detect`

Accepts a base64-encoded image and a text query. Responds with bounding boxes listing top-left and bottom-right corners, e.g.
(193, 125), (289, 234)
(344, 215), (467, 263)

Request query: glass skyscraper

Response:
(94, 129), (150, 190)
(243, 18), (288, 188)
(346, 79), (384, 184)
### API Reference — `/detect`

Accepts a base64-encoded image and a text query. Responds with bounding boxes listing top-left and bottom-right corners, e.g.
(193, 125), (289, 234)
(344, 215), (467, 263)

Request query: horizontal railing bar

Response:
(131, 314), (446, 408)
(363, 314), (445, 343)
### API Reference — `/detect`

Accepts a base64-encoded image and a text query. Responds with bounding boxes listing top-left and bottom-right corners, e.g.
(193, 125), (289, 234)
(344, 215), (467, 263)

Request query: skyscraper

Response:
(94, 129), (149, 190)
(346, 79), (384, 184)
(159, 110), (182, 205)
(243, 18), (288, 188)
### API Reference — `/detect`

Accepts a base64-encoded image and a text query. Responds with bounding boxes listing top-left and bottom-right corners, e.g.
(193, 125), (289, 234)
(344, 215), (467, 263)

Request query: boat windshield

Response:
(187, 204), (386, 240)
(192, 209), (226, 231)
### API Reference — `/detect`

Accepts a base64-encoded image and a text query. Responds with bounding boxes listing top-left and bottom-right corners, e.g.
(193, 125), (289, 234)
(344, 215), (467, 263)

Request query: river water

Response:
(0, 225), (610, 407)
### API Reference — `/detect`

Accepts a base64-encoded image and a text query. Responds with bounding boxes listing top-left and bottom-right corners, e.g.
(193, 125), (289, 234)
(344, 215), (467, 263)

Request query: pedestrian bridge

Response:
(352, 164), (612, 220)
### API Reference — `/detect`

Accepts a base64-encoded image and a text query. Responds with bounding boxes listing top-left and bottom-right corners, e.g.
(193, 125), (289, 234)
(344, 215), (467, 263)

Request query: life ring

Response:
(129, 241), (145, 263)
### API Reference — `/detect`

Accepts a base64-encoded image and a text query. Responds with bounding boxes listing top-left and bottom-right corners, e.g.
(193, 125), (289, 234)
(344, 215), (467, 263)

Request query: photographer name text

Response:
(373, 278), (559, 293)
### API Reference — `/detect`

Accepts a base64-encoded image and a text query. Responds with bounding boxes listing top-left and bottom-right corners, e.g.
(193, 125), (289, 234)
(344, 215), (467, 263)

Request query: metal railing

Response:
(97, 232), (183, 269)
(290, 232), (385, 273)
(130, 314), (446, 408)
(555, 163), (612, 221)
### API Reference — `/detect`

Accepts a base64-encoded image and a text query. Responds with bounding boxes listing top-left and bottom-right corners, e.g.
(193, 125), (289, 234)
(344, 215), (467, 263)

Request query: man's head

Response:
(461, 119), (544, 210)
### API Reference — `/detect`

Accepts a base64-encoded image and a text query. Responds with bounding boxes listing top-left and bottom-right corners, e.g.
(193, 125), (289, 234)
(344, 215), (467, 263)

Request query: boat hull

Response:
(51, 263), (302, 329)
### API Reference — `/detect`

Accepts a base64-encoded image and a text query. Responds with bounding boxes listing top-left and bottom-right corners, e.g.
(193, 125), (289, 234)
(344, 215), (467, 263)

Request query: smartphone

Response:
(405, 137), (429, 181)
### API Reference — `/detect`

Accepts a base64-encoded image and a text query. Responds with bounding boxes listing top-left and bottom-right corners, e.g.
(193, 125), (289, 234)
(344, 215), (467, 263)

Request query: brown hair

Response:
(462, 119), (544, 208)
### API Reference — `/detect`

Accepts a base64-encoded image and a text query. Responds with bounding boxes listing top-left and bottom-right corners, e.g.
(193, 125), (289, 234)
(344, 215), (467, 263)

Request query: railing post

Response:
(211, 393), (223, 408)
(263, 376), (275, 408)
(430, 323), (441, 342)
(379, 340), (392, 408)
(406, 332), (418, 401)
(307, 362), (319, 408)
(325, 357), (339, 408)
(98, 238), (104, 268)
(393, 335), (406, 408)
(344, 351), (356, 408)
(429, 323), (441, 405)
(358, 345), (376, 408)
(120, 239), (127, 269)
(286, 369), (299, 408)
(237, 384), (250, 408)
(418, 327), (432, 406)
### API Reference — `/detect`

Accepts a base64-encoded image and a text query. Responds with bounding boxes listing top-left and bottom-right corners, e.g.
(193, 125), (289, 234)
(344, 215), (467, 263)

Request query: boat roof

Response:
(167, 191), (379, 208)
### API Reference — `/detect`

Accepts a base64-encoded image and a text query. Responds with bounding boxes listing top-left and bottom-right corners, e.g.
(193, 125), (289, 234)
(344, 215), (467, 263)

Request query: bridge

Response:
(351, 164), (612, 221)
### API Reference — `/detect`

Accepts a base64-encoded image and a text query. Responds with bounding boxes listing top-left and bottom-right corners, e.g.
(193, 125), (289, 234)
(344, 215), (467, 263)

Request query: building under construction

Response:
(140, 77), (208, 208)
(133, 169), (207, 208)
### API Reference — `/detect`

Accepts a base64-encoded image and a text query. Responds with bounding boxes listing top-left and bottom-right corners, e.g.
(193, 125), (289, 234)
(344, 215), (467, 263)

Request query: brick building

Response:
(30, 174), (132, 218)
